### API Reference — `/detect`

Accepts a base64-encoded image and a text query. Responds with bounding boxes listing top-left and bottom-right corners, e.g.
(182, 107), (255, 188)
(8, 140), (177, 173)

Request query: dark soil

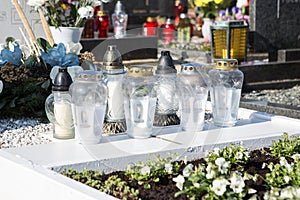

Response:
(62, 147), (279, 200)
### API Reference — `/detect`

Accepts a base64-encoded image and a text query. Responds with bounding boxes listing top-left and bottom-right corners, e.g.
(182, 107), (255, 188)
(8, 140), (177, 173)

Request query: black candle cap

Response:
(156, 50), (177, 74)
(52, 67), (73, 91)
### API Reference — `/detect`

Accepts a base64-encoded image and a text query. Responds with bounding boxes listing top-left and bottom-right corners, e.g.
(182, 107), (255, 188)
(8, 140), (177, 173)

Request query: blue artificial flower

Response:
(231, 7), (240, 14)
(41, 43), (80, 68)
(0, 43), (22, 66)
(0, 54), (6, 65)
(219, 10), (226, 17)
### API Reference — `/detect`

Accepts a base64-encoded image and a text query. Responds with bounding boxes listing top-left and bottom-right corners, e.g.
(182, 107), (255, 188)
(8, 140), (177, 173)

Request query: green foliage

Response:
(174, 143), (253, 199)
(265, 157), (300, 188)
(60, 134), (300, 199)
(125, 154), (183, 188)
(174, 161), (253, 199)
(100, 175), (140, 200)
(174, 164), (209, 199)
(205, 143), (250, 166)
(61, 169), (140, 200)
(264, 186), (300, 200)
(0, 79), (51, 120)
(36, 38), (53, 53)
(270, 133), (300, 158)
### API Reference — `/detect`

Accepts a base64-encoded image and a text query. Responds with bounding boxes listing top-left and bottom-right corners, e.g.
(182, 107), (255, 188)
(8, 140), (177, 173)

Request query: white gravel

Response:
(0, 118), (53, 149)
(242, 85), (300, 107)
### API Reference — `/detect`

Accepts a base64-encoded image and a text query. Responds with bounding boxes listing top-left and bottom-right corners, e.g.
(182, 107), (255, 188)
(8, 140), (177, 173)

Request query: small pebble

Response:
(0, 117), (53, 149)
(242, 85), (300, 107)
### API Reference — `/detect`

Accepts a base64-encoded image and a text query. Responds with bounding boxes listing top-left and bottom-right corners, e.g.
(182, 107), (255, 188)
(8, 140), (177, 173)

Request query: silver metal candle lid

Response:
(114, 1), (125, 14)
(127, 65), (153, 77)
(103, 45), (124, 70)
(76, 70), (102, 81)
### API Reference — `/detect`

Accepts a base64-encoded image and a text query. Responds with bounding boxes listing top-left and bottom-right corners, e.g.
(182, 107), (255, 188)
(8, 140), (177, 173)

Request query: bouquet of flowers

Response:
(27, 0), (100, 28)
(194, 0), (224, 19)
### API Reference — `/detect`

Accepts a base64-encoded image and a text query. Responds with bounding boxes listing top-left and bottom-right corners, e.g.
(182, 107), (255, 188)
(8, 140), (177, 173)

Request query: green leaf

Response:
(24, 55), (37, 68)
(37, 38), (52, 52)
(9, 96), (18, 108)
(41, 79), (51, 90)
(144, 183), (151, 189)
(6, 37), (15, 44)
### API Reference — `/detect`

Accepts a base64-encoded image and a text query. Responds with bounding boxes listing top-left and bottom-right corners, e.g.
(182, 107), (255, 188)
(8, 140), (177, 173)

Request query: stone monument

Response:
(249, 0), (300, 61)
(103, 0), (176, 30)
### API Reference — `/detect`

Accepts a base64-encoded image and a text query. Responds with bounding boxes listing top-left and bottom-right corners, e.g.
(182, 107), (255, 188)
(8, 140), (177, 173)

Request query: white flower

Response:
(173, 175), (185, 190)
(140, 166), (150, 175)
(92, 0), (102, 6)
(292, 154), (300, 160)
(182, 163), (194, 177)
(229, 173), (245, 193)
(284, 176), (290, 184)
(215, 157), (229, 174)
(27, 0), (46, 9)
(279, 157), (287, 166)
(295, 187), (300, 197)
(212, 178), (229, 196)
(65, 42), (82, 55)
(215, 157), (226, 166)
(8, 42), (15, 52)
(193, 182), (200, 188)
(236, 152), (243, 160)
(213, 148), (220, 155)
(280, 186), (295, 199)
(78, 6), (94, 19)
(164, 163), (173, 173)
(206, 163), (216, 179)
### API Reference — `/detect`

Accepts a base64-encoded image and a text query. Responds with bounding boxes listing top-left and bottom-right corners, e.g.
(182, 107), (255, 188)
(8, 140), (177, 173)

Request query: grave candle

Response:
(45, 68), (74, 139)
(176, 63), (209, 132)
(102, 45), (127, 134)
(123, 65), (157, 138)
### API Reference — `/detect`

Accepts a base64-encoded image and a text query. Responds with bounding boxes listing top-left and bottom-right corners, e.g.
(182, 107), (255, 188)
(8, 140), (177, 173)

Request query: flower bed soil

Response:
(61, 147), (280, 200)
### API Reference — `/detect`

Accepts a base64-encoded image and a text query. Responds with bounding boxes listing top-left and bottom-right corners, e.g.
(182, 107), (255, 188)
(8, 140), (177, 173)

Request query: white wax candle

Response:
(106, 80), (124, 121)
(54, 101), (74, 139)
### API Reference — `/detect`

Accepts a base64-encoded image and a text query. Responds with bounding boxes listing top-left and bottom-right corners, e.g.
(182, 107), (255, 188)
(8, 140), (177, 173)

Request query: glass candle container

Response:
(83, 18), (95, 38)
(123, 65), (157, 138)
(177, 13), (191, 44)
(209, 59), (244, 127)
(112, 1), (128, 38)
(45, 67), (74, 139)
(102, 45), (127, 134)
(154, 50), (179, 126)
(144, 17), (158, 36)
(70, 71), (107, 144)
(176, 63), (209, 132)
(161, 18), (176, 44)
(96, 11), (110, 38)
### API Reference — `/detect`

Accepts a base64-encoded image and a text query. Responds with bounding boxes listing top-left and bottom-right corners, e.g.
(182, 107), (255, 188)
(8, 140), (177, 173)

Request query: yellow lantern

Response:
(210, 20), (248, 62)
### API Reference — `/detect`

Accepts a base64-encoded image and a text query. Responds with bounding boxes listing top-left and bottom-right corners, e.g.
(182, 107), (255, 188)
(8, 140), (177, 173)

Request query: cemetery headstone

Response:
(103, 0), (176, 30)
(249, 0), (300, 59)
